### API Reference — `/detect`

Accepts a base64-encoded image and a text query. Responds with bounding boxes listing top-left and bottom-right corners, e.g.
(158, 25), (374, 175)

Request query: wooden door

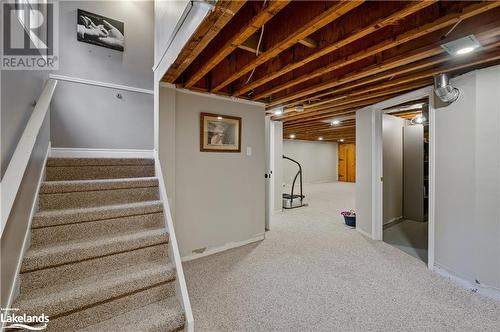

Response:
(338, 143), (356, 182)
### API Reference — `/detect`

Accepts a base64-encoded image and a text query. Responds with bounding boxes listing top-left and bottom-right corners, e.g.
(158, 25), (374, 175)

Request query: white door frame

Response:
(358, 86), (436, 269)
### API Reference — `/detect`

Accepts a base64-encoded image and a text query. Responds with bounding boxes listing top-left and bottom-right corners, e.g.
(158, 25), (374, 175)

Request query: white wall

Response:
(159, 88), (266, 257)
(51, 1), (154, 150)
(283, 140), (338, 185)
(382, 114), (404, 224)
(434, 65), (500, 290)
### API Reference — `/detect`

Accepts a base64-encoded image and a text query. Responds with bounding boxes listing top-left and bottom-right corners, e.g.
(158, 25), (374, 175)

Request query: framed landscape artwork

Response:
(200, 113), (241, 152)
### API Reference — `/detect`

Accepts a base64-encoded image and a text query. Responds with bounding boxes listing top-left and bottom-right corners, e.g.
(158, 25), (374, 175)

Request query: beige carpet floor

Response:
(183, 182), (500, 331)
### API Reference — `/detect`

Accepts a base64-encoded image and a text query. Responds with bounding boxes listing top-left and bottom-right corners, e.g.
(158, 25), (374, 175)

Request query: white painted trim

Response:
(49, 74), (153, 95)
(182, 234), (266, 262)
(166, 86), (266, 107)
(5, 142), (50, 317)
(50, 148), (154, 159)
(1, 79), (57, 237)
(433, 264), (500, 302)
(366, 85), (436, 269)
(372, 109), (383, 241)
(154, 155), (194, 332)
(356, 227), (372, 239)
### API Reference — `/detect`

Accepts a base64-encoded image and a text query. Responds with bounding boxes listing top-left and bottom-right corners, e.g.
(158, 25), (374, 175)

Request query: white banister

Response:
(1, 79), (57, 237)
(154, 155), (194, 332)
(49, 74), (154, 95)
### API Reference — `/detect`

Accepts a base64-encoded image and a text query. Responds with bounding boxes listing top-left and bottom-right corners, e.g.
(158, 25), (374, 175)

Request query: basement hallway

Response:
(183, 182), (500, 331)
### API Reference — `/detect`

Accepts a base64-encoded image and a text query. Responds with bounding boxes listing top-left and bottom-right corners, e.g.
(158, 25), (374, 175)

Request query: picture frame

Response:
(200, 113), (241, 153)
(77, 9), (124, 51)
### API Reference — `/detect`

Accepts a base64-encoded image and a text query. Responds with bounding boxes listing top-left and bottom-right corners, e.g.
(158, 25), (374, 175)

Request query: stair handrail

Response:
(1, 79), (57, 237)
(154, 157), (194, 332)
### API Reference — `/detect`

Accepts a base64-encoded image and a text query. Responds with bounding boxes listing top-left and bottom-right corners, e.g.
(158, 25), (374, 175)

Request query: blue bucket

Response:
(344, 216), (356, 227)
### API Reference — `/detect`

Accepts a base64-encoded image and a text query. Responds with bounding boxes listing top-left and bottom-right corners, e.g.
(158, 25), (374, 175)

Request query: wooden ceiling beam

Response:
(283, 47), (500, 122)
(265, 2), (500, 106)
(184, 0), (290, 88)
(234, 0), (437, 97)
(210, 1), (364, 92)
(280, 29), (500, 110)
(163, 0), (246, 83)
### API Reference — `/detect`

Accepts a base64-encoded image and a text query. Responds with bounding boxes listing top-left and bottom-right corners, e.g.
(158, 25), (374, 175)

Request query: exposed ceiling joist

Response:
(184, 0), (291, 88)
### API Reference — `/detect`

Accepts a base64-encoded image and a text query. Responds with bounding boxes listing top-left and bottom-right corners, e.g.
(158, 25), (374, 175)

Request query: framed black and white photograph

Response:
(200, 113), (241, 153)
(77, 9), (124, 51)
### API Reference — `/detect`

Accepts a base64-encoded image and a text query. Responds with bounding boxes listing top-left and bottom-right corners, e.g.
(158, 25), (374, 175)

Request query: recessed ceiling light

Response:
(289, 134), (296, 139)
(411, 114), (426, 125)
(331, 120), (341, 125)
(338, 138), (344, 142)
(217, 116), (223, 120)
(272, 106), (284, 116)
(441, 35), (481, 56)
(456, 46), (475, 55)
(295, 105), (304, 112)
(318, 137), (323, 141)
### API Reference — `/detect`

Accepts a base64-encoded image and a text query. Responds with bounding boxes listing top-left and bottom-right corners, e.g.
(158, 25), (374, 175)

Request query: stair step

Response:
(21, 229), (168, 273)
(31, 201), (164, 246)
(78, 297), (185, 332)
(47, 158), (155, 167)
(38, 178), (159, 210)
(46, 158), (155, 181)
(21, 242), (169, 292)
(14, 261), (176, 325)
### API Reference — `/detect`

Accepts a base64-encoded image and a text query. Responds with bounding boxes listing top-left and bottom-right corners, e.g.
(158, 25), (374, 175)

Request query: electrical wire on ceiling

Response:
(244, 0), (267, 85)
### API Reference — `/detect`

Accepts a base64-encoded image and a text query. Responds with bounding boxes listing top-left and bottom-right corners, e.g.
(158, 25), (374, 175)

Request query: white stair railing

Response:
(1, 79), (57, 237)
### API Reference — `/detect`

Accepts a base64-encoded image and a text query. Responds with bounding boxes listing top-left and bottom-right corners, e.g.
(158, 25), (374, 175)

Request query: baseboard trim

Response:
(383, 216), (403, 229)
(5, 141), (50, 316)
(182, 234), (266, 262)
(356, 227), (373, 239)
(432, 264), (500, 302)
(50, 148), (154, 159)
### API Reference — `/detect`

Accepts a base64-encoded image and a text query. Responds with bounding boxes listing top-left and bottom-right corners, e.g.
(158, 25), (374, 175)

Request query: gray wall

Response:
(382, 114), (404, 224)
(159, 88), (266, 257)
(283, 140), (338, 185)
(1, 115), (50, 308)
(51, 1), (154, 149)
(435, 65), (500, 289)
(1, 71), (47, 177)
(355, 109), (375, 236)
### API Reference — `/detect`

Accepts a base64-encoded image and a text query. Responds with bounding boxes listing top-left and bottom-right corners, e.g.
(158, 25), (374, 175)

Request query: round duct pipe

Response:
(434, 73), (459, 103)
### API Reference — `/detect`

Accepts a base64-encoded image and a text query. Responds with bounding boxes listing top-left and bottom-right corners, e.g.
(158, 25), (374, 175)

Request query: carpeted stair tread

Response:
(14, 260), (176, 318)
(40, 177), (158, 194)
(32, 200), (163, 228)
(20, 243), (169, 292)
(47, 158), (154, 166)
(77, 297), (185, 332)
(21, 228), (168, 272)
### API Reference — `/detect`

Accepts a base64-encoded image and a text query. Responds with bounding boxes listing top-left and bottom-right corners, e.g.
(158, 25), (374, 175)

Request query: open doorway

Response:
(382, 98), (430, 263)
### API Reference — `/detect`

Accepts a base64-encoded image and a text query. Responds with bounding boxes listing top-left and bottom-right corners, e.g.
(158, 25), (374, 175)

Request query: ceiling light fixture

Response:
(331, 120), (341, 125)
(295, 105), (304, 113)
(338, 138), (344, 142)
(289, 134), (296, 139)
(318, 137), (323, 141)
(273, 106), (284, 116)
(441, 35), (481, 56)
(411, 114), (426, 125)
(217, 116), (223, 120)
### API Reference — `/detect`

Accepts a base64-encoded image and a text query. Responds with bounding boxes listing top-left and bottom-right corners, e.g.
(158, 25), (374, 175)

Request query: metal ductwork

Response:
(434, 74), (459, 103)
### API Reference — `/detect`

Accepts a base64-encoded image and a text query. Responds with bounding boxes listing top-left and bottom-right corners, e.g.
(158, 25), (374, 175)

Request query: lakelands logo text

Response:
(1, 308), (49, 330)
(1, 0), (59, 70)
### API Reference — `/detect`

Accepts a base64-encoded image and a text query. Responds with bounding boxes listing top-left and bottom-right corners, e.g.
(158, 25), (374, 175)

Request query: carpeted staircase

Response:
(12, 158), (185, 331)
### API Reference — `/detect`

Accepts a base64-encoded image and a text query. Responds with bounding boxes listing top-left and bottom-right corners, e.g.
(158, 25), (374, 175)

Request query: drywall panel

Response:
(382, 114), (404, 224)
(51, 1), (154, 150)
(435, 65), (500, 290)
(272, 121), (283, 212)
(356, 109), (375, 237)
(403, 125), (424, 221)
(283, 140), (338, 184)
(159, 89), (266, 257)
